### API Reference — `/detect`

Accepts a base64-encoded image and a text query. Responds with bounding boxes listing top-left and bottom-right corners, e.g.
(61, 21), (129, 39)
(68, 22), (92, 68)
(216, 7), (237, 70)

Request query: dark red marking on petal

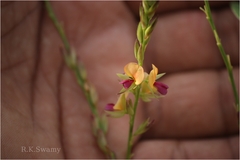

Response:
(154, 82), (168, 95)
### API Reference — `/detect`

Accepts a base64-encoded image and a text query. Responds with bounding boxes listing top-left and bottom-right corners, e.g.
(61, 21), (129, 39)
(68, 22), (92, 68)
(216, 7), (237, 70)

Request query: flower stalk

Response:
(104, 1), (163, 158)
(134, 0), (159, 66)
(200, 0), (239, 112)
(126, 86), (141, 159)
(126, 0), (159, 159)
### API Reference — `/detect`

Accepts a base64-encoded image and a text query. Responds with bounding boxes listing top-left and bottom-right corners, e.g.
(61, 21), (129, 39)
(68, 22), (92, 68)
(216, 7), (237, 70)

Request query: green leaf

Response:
(199, 6), (206, 13)
(89, 85), (98, 105)
(144, 26), (153, 38)
(156, 73), (165, 80)
(100, 114), (108, 134)
(118, 83), (136, 95)
(116, 73), (129, 80)
(78, 64), (87, 81)
(92, 117), (99, 136)
(126, 99), (134, 116)
(137, 23), (143, 43)
(105, 110), (126, 118)
(97, 131), (107, 152)
(230, 1), (239, 20)
(134, 40), (140, 59)
(140, 6), (147, 28)
(63, 48), (77, 70)
(133, 118), (152, 136)
(140, 92), (160, 102)
(137, 44), (143, 64)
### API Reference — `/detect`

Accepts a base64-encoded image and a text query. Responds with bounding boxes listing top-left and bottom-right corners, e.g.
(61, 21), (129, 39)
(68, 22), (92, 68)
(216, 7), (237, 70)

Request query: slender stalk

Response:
(45, 0), (98, 116)
(125, 1), (159, 158)
(74, 67), (98, 116)
(45, 0), (70, 54)
(126, 86), (141, 159)
(201, 0), (239, 111)
(44, 1), (115, 158)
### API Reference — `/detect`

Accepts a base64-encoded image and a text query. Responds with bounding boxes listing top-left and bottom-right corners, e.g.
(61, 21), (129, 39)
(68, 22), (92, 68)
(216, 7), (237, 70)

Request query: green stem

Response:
(45, 0), (99, 117)
(126, 1), (159, 158)
(74, 67), (98, 116)
(44, 0), (70, 54)
(126, 86), (141, 159)
(203, 0), (239, 110)
(44, 1), (115, 158)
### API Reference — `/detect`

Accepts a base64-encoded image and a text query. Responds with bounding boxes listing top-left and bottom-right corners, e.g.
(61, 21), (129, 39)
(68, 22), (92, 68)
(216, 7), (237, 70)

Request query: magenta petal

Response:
(120, 79), (134, 89)
(154, 82), (168, 95)
(105, 103), (115, 111)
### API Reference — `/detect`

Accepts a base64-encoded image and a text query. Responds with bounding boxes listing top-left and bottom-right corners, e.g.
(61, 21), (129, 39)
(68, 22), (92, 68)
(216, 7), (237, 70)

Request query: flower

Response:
(140, 64), (168, 101)
(148, 64), (168, 95)
(117, 62), (145, 94)
(124, 62), (144, 86)
(105, 93), (127, 117)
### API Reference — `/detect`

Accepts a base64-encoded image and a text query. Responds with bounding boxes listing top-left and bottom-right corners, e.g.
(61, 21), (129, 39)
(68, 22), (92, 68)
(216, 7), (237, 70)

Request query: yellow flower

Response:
(105, 93), (127, 118)
(148, 64), (158, 89)
(140, 64), (168, 101)
(124, 62), (144, 85)
(148, 64), (168, 95)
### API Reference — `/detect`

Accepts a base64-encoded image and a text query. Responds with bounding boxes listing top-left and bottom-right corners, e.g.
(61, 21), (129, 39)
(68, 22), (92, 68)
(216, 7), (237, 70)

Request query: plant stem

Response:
(45, 0), (99, 117)
(126, 86), (141, 159)
(202, 0), (239, 111)
(126, 1), (159, 158)
(74, 67), (98, 116)
(44, 0), (70, 54)
(44, 1), (115, 158)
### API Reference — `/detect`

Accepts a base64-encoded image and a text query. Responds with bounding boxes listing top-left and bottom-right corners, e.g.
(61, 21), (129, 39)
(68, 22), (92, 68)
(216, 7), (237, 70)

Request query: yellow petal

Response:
(124, 62), (144, 85)
(134, 66), (144, 85)
(113, 93), (126, 111)
(148, 64), (158, 88)
(141, 81), (151, 94)
(124, 62), (139, 78)
(152, 64), (158, 76)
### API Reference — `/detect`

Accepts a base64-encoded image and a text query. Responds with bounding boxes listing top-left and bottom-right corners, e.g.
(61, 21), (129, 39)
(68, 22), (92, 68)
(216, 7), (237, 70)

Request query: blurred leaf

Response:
(116, 73), (129, 80)
(89, 85), (98, 105)
(230, 1), (239, 20)
(100, 114), (108, 134)
(156, 73), (165, 80)
(133, 118), (152, 136)
(126, 99), (134, 116)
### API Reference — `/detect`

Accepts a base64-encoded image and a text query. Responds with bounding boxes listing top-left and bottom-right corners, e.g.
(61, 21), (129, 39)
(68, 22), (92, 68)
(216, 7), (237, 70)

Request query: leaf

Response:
(126, 99), (134, 116)
(105, 110), (126, 118)
(78, 62), (87, 81)
(133, 118), (152, 136)
(137, 23), (143, 43)
(116, 73), (129, 80)
(156, 73), (165, 80)
(230, 1), (239, 20)
(100, 114), (108, 134)
(97, 131), (107, 152)
(134, 40), (140, 59)
(89, 85), (98, 105)
(139, 6), (147, 28)
(92, 117), (99, 136)
(118, 82), (136, 95)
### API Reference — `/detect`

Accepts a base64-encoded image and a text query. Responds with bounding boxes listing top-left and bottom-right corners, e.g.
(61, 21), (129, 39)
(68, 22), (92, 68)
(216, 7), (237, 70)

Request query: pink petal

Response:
(120, 79), (134, 89)
(154, 82), (168, 95)
(105, 103), (115, 111)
